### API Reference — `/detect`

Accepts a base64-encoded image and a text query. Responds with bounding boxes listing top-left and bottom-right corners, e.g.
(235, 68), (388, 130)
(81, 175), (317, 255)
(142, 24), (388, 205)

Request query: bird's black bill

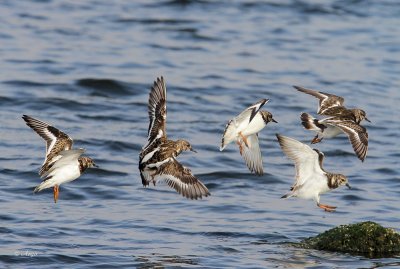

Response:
(346, 183), (351, 189)
(365, 117), (371, 123)
(272, 118), (278, 123)
(190, 148), (197, 153)
(94, 164), (99, 168)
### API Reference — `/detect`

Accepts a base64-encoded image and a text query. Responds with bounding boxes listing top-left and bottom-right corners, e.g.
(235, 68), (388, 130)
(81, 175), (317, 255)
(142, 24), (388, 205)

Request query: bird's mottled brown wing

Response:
(294, 86), (345, 114)
(22, 115), (73, 175)
(325, 119), (368, 162)
(156, 159), (210, 200)
(320, 106), (355, 119)
(147, 76), (167, 145)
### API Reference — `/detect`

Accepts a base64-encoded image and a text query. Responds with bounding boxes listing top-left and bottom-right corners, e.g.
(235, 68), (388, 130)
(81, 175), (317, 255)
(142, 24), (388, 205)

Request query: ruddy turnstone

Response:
(139, 77), (210, 200)
(276, 134), (351, 212)
(22, 115), (97, 203)
(220, 99), (277, 175)
(295, 86), (370, 161)
(294, 85), (370, 123)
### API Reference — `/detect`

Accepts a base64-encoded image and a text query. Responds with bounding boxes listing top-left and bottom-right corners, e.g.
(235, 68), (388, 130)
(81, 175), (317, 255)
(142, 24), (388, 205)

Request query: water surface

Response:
(0, 0), (399, 268)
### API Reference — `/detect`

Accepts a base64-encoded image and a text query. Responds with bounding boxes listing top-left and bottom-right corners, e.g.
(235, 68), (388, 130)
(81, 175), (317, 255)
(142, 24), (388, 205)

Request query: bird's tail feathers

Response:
(220, 120), (236, 151)
(33, 179), (53, 193)
(281, 192), (294, 199)
(300, 113), (323, 131)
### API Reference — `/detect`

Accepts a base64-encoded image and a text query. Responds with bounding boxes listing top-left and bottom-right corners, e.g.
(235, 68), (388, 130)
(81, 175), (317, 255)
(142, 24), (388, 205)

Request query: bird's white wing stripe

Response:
(141, 147), (160, 163)
(158, 174), (207, 199)
(143, 129), (163, 152)
(44, 129), (58, 156)
(146, 157), (172, 168)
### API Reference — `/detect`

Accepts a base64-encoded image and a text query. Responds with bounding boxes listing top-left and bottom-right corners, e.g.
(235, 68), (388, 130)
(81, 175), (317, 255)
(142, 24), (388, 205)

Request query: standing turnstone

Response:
(139, 77), (210, 200)
(276, 134), (351, 212)
(22, 115), (97, 203)
(220, 99), (277, 175)
(295, 86), (370, 161)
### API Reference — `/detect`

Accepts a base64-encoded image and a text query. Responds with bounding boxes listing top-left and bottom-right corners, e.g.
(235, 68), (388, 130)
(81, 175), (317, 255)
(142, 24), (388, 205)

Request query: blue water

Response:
(1, 0), (399, 268)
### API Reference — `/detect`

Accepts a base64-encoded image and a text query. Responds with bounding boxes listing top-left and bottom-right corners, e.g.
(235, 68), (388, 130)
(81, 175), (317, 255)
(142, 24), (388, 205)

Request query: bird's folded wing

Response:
(320, 106), (354, 119)
(235, 98), (268, 124)
(40, 149), (86, 178)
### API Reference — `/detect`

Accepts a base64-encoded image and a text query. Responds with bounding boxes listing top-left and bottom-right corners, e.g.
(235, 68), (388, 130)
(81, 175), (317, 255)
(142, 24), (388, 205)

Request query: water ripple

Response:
(76, 78), (134, 97)
(0, 0), (399, 268)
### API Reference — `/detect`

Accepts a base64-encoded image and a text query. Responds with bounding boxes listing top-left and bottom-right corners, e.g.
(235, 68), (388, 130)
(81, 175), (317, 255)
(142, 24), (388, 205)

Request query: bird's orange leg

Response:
(150, 174), (157, 186)
(53, 185), (59, 203)
(311, 135), (323, 144)
(236, 140), (244, 155)
(150, 176), (156, 186)
(318, 203), (337, 212)
(239, 132), (249, 147)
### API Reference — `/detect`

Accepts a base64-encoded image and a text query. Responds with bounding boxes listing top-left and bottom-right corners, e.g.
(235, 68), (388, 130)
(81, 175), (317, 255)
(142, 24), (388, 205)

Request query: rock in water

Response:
(299, 221), (400, 258)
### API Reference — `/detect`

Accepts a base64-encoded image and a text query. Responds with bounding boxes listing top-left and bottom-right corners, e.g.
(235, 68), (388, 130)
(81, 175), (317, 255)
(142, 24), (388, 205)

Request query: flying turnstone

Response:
(276, 134), (351, 212)
(294, 86), (370, 122)
(220, 99), (277, 175)
(139, 77), (210, 200)
(294, 86), (370, 161)
(22, 115), (97, 203)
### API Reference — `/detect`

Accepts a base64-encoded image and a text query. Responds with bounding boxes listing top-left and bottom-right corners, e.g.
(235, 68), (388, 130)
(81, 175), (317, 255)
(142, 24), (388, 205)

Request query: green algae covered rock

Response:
(299, 221), (400, 258)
